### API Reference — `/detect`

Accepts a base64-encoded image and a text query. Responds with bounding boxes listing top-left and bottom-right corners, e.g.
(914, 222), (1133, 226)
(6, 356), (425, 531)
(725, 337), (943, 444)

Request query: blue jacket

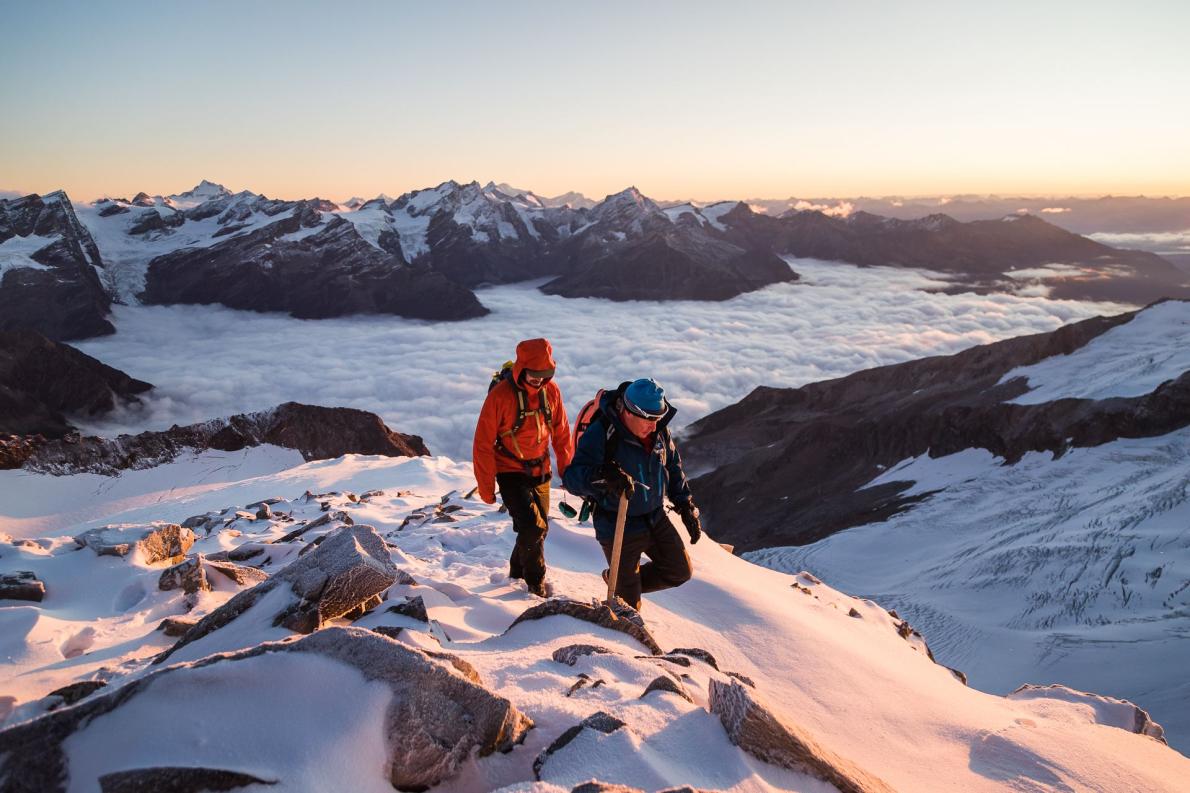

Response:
(563, 385), (694, 542)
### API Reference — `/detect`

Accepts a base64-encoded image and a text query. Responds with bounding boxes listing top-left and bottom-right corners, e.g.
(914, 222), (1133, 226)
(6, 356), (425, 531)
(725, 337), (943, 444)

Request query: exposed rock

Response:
(686, 305), (1190, 551)
(206, 558), (269, 587)
(387, 595), (429, 623)
(157, 616), (198, 637)
(20, 402), (428, 476)
(46, 680), (106, 707)
(155, 525), (398, 664)
(709, 679), (894, 793)
(507, 598), (663, 655)
(0, 330), (152, 442)
(97, 767), (276, 792)
(534, 711), (627, 780)
(669, 647), (719, 670)
(571, 783), (643, 793)
(725, 671), (756, 688)
(157, 556), (207, 594)
(551, 644), (615, 666)
(1009, 684), (1166, 743)
(0, 627), (532, 793)
(142, 210), (489, 321)
(75, 523), (195, 565)
(0, 192), (114, 341)
(420, 650), (482, 685)
(0, 571), (45, 602)
(641, 675), (693, 703)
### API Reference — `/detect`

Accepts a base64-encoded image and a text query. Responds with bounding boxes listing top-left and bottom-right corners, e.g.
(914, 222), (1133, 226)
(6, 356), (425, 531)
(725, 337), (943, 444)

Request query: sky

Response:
(1, 0), (1188, 202)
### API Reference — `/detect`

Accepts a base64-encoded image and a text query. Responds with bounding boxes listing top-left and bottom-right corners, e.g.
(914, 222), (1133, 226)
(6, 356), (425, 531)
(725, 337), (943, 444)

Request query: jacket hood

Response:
(512, 338), (557, 388)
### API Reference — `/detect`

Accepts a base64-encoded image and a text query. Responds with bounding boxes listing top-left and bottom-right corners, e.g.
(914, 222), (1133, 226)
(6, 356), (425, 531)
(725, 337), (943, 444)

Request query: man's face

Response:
(524, 374), (545, 388)
(620, 407), (660, 438)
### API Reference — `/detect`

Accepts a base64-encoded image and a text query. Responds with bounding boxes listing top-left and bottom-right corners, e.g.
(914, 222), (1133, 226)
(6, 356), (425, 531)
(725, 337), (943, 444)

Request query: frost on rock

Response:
(508, 598), (663, 655)
(0, 571), (45, 602)
(154, 525), (397, 663)
(0, 627), (533, 793)
(158, 554), (269, 597)
(708, 678), (895, 793)
(551, 644), (615, 666)
(74, 523), (195, 565)
(1009, 684), (1167, 743)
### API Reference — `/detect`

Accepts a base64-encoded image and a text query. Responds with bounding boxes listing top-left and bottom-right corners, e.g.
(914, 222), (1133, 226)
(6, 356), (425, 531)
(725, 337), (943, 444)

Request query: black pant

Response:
(496, 472), (551, 589)
(600, 512), (692, 611)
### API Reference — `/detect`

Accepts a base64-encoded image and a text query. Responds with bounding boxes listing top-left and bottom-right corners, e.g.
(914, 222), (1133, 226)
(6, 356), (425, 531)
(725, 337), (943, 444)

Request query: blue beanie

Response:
(624, 378), (667, 418)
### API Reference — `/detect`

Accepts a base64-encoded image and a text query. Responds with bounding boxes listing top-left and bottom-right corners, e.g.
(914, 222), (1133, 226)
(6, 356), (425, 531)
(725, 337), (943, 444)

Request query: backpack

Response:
(489, 361), (553, 473)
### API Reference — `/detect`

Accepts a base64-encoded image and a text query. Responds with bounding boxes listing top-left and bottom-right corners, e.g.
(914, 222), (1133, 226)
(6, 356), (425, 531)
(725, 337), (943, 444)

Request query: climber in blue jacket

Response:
(563, 378), (702, 610)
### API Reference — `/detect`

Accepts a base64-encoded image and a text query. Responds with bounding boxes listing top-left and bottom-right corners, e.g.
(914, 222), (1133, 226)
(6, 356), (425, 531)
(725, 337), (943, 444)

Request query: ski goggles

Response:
(523, 368), (555, 381)
(623, 397), (666, 421)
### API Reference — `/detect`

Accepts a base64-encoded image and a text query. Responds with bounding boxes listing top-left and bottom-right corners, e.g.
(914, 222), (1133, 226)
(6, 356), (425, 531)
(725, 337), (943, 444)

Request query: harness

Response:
(492, 368), (554, 476)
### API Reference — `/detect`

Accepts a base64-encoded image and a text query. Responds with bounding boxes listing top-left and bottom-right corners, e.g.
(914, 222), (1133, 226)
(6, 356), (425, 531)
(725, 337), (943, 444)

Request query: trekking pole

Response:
(605, 492), (629, 613)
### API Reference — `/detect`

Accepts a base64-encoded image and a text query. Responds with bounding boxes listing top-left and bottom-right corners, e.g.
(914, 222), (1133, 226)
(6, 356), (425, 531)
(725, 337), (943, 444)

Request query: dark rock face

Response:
(641, 675), (693, 703)
(97, 767), (276, 792)
(46, 681), (106, 707)
(709, 678), (894, 793)
(0, 627), (533, 793)
(17, 401), (429, 475)
(387, 595), (429, 622)
(507, 598), (663, 655)
(684, 304), (1190, 551)
(0, 571), (45, 602)
(719, 204), (1190, 304)
(551, 644), (615, 666)
(155, 525), (399, 664)
(75, 524), (195, 565)
(142, 209), (488, 321)
(541, 189), (795, 301)
(0, 330), (152, 439)
(0, 192), (114, 341)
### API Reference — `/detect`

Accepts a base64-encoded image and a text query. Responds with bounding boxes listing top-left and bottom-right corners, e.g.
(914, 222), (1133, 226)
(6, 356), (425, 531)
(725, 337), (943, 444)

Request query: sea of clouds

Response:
(75, 259), (1130, 461)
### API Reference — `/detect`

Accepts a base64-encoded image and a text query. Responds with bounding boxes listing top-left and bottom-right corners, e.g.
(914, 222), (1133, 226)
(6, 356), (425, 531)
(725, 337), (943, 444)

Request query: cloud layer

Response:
(75, 260), (1129, 461)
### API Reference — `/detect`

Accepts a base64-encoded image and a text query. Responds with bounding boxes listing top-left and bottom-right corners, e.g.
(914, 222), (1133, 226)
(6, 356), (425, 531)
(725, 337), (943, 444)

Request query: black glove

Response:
(593, 462), (634, 499)
(676, 502), (701, 544)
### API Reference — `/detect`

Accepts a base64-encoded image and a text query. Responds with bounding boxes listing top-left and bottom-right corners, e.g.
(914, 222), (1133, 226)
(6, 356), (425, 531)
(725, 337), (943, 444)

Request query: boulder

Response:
(157, 556), (206, 595)
(0, 627), (533, 793)
(387, 595), (429, 623)
(508, 598), (663, 655)
(75, 523), (194, 565)
(708, 679), (894, 793)
(156, 616), (198, 637)
(0, 571), (45, 602)
(155, 525), (398, 663)
(46, 681), (106, 708)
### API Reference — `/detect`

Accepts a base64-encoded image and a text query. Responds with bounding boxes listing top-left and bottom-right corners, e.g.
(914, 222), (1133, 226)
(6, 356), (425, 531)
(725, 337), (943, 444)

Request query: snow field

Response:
(3, 454), (1186, 790)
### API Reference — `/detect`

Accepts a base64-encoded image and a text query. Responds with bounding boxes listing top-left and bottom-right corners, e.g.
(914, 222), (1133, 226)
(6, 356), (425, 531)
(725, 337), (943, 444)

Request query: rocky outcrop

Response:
(155, 525), (398, 663)
(142, 209), (488, 321)
(507, 598), (663, 655)
(0, 192), (114, 341)
(75, 523), (195, 565)
(684, 304), (1190, 551)
(0, 571), (45, 602)
(0, 330), (152, 439)
(0, 627), (533, 793)
(709, 678), (895, 793)
(158, 554), (268, 596)
(16, 401), (429, 475)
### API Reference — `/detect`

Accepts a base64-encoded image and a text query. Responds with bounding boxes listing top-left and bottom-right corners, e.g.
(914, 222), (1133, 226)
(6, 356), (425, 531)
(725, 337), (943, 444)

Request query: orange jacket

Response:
(473, 339), (574, 503)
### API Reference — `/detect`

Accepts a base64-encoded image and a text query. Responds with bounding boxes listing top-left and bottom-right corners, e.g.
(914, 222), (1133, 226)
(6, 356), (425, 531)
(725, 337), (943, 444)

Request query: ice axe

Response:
(604, 492), (629, 615)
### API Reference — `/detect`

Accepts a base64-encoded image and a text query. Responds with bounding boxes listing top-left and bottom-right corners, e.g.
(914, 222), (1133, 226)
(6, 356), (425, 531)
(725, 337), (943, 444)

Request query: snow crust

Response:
(2, 453), (1186, 790)
(750, 429), (1190, 750)
(1000, 300), (1190, 403)
(0, 234), (57, 279)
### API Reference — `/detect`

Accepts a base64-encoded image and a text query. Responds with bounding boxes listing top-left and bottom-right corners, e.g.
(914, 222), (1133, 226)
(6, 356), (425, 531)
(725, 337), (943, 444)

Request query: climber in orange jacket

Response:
(473, 338), (573, 596)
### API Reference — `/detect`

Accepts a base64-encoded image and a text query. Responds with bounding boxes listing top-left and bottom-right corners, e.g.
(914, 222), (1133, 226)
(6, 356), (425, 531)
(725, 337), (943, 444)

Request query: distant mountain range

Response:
(2, 180), (1188, 340)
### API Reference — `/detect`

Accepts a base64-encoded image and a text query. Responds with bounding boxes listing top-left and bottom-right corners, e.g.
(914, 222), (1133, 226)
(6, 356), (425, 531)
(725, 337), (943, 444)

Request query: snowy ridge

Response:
(1, 454), (1186, 790)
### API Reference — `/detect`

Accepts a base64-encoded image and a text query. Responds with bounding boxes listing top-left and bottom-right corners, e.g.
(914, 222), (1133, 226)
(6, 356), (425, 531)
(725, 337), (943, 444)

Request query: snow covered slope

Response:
(1, 454), (1186, 790)
(738, 301), (1190, 751)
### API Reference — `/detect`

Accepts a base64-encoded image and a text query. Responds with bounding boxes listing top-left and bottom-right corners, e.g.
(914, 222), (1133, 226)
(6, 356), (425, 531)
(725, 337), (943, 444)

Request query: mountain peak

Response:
(176, 180), (230, 199)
